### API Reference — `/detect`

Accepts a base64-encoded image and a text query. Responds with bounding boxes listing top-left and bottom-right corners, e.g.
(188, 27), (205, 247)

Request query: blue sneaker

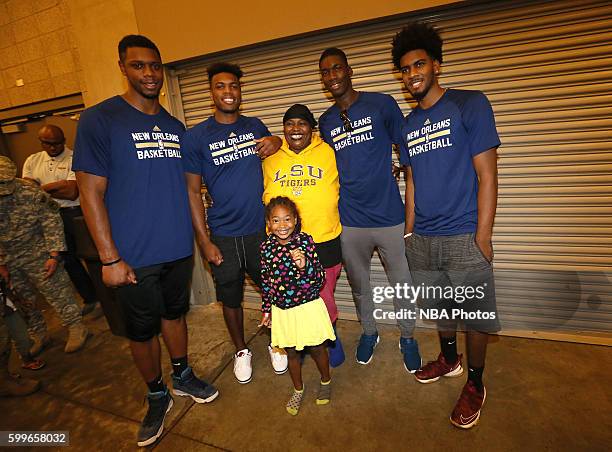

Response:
(399, 337), (422, 373)
(172, 366), (219, 403)
(328, 325), (345, 368)
(356, 332), (379, 365)
(137, 388), (173, 447)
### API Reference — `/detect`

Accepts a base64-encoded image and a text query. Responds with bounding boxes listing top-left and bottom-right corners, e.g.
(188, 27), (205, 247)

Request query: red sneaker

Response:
(21, 359), (46, 370)
(450, 381), (486, 429)
(414, 353), (463, 383)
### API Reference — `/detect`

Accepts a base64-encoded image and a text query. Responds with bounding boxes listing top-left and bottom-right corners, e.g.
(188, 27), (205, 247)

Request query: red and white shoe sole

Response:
(415, 364), (464, 384)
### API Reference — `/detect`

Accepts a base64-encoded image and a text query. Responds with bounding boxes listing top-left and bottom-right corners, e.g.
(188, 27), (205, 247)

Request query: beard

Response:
(411, 83), (432, 101)
(130, 79), (161, 100)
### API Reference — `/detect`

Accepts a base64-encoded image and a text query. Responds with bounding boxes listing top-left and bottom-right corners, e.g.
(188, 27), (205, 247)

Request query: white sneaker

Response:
(233, 349), (253, 384)
(268, 345), (288, 375)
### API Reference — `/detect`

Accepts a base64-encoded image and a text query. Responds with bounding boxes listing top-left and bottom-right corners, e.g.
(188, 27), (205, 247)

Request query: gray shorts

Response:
(405, 232), (500, 332)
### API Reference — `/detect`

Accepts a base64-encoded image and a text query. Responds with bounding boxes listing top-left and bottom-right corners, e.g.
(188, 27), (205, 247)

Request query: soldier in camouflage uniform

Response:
(0, 156), (89, 354)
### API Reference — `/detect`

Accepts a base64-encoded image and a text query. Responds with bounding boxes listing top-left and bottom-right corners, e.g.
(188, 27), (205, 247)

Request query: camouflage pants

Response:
(7, 253), (82, 336)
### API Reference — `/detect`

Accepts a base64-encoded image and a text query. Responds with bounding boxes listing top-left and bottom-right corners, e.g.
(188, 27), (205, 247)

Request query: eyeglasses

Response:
(340, 110), (353, 132)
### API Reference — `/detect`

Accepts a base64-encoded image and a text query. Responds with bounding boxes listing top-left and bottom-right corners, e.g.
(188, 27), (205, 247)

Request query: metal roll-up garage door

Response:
(167, 0), (612, 339)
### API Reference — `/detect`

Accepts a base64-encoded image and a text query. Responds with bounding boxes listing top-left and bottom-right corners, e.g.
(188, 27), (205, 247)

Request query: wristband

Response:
(49, 254), (62, 262)
(102, 257), (122, 266)
(403, 232), (413, 238)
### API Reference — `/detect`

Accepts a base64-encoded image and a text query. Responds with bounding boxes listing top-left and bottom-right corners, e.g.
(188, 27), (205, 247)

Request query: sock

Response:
(440, 335), (458, 364)
(468, 365), (484, 391)
(146, 374), (165, 393)
(320, 379), (331, 385)
(171, 356), (188, 376)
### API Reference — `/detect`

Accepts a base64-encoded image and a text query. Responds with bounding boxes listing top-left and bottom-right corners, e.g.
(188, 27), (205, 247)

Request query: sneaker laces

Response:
(420, 358), (446, 374)
(359, 334), (378, 347)
(235, 350), (249, 359)
(234, 350), (250, 370)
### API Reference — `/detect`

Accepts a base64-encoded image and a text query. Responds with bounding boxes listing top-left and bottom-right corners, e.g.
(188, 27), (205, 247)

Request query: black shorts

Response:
(210, 230), (266, 309)
(115, 255), (193, 342)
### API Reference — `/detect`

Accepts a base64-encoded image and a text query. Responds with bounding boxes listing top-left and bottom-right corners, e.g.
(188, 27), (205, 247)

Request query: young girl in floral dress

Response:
(260, 196), (335, 415)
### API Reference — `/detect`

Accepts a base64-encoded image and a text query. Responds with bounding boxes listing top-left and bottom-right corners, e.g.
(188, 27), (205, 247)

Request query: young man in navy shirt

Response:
(73, 35), (218, 447)
(318, 48), (421, 372)
(392, 22), (501, 429)
(182, 63), (287, 385)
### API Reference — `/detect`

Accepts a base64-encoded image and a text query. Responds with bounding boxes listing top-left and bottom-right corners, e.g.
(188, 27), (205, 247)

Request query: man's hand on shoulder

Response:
(255, 136), (282, 159)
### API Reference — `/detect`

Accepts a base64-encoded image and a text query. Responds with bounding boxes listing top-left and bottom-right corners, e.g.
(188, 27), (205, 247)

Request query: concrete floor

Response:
(1, 303), (611, 452)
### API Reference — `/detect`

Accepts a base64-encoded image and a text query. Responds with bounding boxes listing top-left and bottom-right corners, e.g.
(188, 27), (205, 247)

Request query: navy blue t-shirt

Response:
(72, 96), (194, 268)
(400, 89), (500, 236)
(319, 92), (405, 228)
(181, 115), (269, 236)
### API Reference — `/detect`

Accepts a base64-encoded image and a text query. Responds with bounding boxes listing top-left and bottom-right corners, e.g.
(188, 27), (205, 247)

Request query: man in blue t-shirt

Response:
(318, 48), (421, 372)
(73, 35), (218, 447)
(392, 22), (501, 429)
(181, 62), (287, 385)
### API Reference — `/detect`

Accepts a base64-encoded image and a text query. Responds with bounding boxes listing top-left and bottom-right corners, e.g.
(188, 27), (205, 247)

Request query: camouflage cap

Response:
(0, 156), (17, 181)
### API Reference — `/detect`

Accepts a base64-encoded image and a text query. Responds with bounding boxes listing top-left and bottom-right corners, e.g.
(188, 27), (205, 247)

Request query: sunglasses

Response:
(340, 110), (353, 132)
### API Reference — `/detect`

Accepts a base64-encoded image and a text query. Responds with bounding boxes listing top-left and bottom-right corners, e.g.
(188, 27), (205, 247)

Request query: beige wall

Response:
(0, 0), (82, 110)
(67, 0), (139, 107)
(135, 0), (459, 63)
(3, 0), (456, 109)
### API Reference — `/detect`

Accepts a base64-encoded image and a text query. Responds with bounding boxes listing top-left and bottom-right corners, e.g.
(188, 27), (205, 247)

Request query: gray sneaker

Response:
(172, 367), (219, 403)
(137, 389), (173, 447)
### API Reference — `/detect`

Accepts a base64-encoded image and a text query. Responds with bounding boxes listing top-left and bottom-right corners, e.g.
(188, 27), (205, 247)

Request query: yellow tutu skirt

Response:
(271, 298), (336, 351)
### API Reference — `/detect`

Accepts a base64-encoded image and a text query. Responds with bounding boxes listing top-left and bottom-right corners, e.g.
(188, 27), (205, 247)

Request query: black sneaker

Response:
(137, 389), (173, 447)
(172, 366), (219, 403)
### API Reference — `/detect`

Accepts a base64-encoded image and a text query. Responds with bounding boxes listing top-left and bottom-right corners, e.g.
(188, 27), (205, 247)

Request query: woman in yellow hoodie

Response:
(263, 104), (345, 367)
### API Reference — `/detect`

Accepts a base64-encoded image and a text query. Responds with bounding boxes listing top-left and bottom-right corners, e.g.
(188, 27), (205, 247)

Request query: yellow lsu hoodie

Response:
(262, 134), (341, 243)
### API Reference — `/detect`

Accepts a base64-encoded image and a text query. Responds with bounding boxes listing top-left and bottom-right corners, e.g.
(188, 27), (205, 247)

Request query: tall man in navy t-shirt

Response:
(392, 22), (501, 429)
(318, 48), (421, 371)
(182, 62), (287, 385)
(73, 35), (218, 447)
